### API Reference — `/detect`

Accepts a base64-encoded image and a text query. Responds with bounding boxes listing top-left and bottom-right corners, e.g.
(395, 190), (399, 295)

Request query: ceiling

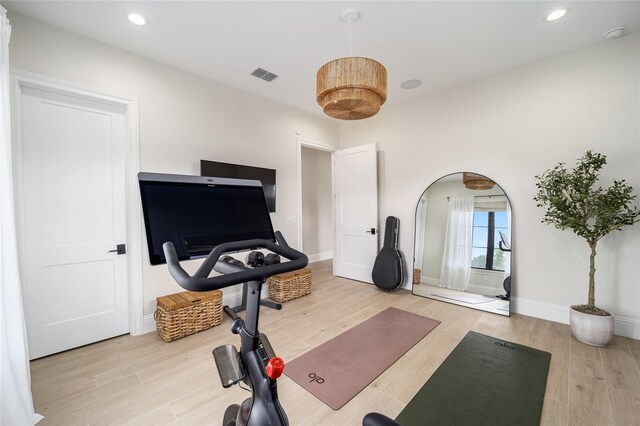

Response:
(4, 1), (640, 119)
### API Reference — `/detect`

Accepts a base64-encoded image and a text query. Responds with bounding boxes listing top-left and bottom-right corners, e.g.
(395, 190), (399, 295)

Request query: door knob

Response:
(108, 244), (126, 255)
(365, 228), (376, 235)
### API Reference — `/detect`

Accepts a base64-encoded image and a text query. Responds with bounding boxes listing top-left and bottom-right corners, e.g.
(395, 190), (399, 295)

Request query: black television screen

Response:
(201, 160), (276, 212)
(139, 172), (275, 265)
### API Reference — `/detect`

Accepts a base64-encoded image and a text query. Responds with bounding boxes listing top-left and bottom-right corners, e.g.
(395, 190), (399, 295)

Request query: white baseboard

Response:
(467, 283), (502, 295)
(420, 276), (440, 286)
(307, 251), (333, 263)
(511, 297), (569, 324)
(142, 314), (156, 334)
(613, 316), (640, 340)
(141, 286), (272, 335)
(511, 297), (640, 340)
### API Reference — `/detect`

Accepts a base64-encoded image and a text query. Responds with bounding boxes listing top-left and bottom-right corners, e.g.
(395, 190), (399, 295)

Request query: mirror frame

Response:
(412, 171), (512, 316)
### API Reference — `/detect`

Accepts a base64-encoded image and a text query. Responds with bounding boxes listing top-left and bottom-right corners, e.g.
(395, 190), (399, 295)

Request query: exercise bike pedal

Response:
(223, 404), (240, 426)
(213, 345), (246, 388)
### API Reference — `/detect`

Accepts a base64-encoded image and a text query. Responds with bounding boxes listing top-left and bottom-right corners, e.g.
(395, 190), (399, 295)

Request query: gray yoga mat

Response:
(395, 331), (551, 426)
(285, 307), (440, 410)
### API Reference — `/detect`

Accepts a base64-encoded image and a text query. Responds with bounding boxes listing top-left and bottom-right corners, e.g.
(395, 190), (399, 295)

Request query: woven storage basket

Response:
(268, 268), (312, 303)
(413, 268), (422, 285)
(154, 290), (223, 342)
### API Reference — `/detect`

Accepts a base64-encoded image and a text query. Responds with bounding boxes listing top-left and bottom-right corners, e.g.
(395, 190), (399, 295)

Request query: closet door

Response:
(20, 86), (129, 359)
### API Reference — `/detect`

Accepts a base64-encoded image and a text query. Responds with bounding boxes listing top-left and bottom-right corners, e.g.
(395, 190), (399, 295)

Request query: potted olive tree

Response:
(534, 151), (639, 346)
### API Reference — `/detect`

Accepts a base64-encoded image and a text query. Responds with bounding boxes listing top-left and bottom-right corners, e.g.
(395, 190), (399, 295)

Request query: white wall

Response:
(340, 33), (640, 331)
(301, 146), (333, 261)
(8, 12), (640, 336)
(8, 13), (339, 318)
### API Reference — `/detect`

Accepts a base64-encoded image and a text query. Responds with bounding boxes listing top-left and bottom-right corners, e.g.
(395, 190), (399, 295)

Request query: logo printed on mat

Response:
(494, 341), (515, 349)
(308, 373), (325, 384)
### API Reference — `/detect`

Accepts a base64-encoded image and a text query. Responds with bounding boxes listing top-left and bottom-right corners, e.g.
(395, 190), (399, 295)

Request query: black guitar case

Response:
(372, 216), (404, 291)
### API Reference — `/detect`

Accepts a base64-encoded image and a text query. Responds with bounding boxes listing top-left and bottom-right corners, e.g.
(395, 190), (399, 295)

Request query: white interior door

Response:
(333, 143), (378, 283)
(20, 86), (129, 359)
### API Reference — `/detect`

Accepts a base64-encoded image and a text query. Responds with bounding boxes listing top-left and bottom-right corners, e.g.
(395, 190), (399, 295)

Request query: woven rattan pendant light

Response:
(316, 9), (387, 120)
(463, 173), (496, 190)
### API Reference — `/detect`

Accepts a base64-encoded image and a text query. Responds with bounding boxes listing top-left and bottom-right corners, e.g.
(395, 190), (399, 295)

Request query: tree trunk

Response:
(588, 242), (597, 307)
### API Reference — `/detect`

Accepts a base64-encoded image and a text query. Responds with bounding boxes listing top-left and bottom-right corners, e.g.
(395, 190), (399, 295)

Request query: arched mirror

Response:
(413, 172), (511, 316)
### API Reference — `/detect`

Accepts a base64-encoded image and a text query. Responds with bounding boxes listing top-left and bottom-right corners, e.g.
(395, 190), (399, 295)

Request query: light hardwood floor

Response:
(31, 260), (640, 425)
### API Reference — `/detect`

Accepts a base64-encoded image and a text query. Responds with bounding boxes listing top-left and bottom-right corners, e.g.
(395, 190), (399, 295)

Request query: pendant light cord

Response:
(349, 17), (352, 57)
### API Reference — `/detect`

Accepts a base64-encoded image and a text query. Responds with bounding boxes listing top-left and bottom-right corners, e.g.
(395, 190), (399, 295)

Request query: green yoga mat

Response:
(395, 331), (551, 426)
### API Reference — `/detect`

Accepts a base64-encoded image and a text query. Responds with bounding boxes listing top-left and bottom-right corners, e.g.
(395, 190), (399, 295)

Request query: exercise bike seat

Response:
(363, 413), (401, 426)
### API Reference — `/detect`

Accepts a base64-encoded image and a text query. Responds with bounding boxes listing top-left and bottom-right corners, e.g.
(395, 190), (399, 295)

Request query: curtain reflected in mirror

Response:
(413, 173), (511, 316)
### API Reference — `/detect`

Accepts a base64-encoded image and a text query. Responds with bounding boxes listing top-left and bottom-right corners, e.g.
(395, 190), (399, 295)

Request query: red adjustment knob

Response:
(266, 356), (285, 380)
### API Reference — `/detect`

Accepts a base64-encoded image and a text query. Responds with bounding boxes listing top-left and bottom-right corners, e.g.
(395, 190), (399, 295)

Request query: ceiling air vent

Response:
(251, 68), (278, 82)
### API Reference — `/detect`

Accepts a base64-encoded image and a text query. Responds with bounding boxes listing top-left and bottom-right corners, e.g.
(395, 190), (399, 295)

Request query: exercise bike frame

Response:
(163, 231), (307, 426)
(225, 281), (288, 425)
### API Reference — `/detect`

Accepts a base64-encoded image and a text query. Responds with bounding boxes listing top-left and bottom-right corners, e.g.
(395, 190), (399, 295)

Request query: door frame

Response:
(295, 136), (336, 259)
(10, 69), (145, 336)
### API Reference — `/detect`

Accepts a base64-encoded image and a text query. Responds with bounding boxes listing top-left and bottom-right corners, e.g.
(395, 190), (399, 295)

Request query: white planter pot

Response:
(569, 307), (614, 346)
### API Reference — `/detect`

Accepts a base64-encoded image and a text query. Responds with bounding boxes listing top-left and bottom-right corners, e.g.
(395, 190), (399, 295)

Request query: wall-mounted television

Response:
(201, 160), (276, 212)
(138, 172), (275, 265)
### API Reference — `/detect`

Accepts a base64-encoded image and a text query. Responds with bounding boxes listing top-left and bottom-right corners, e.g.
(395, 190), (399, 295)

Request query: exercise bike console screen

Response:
(139, 172), (275, 265)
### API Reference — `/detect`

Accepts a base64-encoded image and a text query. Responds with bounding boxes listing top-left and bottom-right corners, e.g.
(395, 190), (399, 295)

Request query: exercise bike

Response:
(498, 231), (511, 300)
(163, 232), (307, 426)
(138, 172), (307, 425)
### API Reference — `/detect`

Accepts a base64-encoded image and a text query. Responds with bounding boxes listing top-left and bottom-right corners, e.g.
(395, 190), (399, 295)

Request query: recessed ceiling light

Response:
(128, 13), (147, 26)
(545, 9), (568, 22)
(400, 79), (422, 90)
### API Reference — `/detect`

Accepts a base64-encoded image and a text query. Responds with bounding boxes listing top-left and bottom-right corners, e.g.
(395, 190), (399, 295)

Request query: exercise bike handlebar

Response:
(162, 231), (309, 292)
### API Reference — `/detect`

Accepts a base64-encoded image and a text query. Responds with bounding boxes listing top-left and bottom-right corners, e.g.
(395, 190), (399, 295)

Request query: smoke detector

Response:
(400, 79), (423, 90)
(604, 27), (626, 39)
(341, 8), (359, 23)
